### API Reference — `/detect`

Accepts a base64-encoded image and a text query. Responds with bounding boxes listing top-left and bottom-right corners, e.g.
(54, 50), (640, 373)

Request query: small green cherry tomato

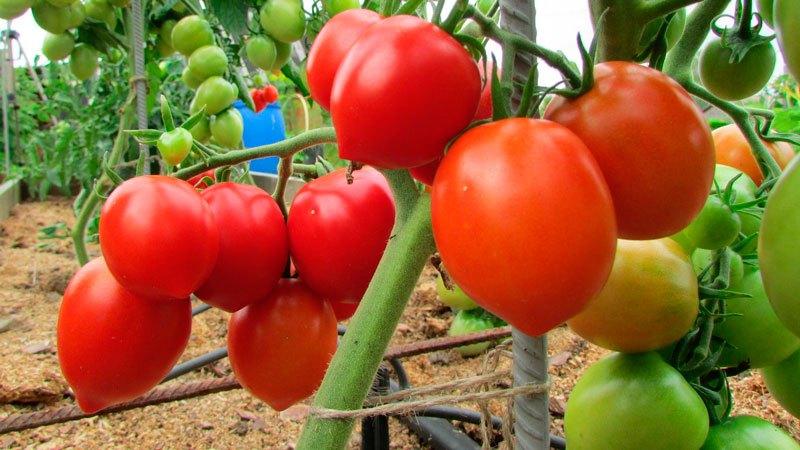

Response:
(192, 76), (237, 115)
(435, 275), (478, 311)
(245, 36), (277, 72)
(684, 195), (741, 250)
(187, 45), (228, 80)
(699, 38), (777, 101)
(448, 308), (505, 357)
(210, 108), (243, 149)
(157, 128), (193, 166)
(260, 0), (306, 43)
(69, 44), (99, 81)
(171, 15), (215, 56)
(701, 416), (800, 450)
(42, 32), (75, 61)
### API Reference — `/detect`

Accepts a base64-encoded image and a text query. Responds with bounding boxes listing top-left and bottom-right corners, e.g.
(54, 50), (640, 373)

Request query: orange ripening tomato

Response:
(227, 278), (338, 411)
(58, 258), (191, 413)
(713, 124), (796, 186)
(546, 61), (715, 240)
(432, 118), (617, 336)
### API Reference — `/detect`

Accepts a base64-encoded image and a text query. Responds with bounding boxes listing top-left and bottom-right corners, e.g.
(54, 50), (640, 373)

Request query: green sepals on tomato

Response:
(760, 157), (800, 339)
(565, 352), (709, 450)
(171, 15), (214, 56)
(192, 76), (237, 115)
(99, 175), (219, 300)
(57, 258), (191, 414)
(700, 416), (800, 450)
(245, 35), (277, 72)
(157, 128), (193, 166)
(228, 278), (337, 411)
(699, 38), (776, 101)
(762, 349), (800, 419)
(432, 119), (617, 337)
(259, 0), (306, 43)
(42, 32), (74, 61)
(69, 44), (99, 80)
(684, 195), (741, 250)
(546, 61), (715, 240)
(188, 45), (228, 80)
(448, 308), (506, 357)
(210, 108), (243, 149)
(435, 275), (478, 311)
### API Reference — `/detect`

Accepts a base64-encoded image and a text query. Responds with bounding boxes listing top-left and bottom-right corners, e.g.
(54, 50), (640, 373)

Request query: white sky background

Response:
(0, 2), (786, 85)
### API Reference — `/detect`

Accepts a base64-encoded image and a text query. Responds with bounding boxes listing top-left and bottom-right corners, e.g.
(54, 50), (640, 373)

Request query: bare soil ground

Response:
(0, 198), (797, 449)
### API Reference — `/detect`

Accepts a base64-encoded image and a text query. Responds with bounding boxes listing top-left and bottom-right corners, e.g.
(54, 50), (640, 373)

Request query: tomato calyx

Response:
(709, 0), (775, 63)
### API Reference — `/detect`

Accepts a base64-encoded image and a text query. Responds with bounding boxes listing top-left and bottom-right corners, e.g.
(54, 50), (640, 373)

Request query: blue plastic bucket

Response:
(233, 100), (286, 174)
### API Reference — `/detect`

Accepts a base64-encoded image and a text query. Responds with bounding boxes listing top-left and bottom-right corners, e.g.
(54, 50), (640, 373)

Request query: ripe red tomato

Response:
(432, 119), (617, 336)
(713, 124), (796, 186)
(331, 15), (481, 169)
(99, 175), (219, 300)
(328, 298), (359, 321)
(228, 278), (338, 411)
(58, 258), (191, 413)
(194, 183), (289, 312)
(307, 8), (381, 111)
(546, 61), (715, 240)
(409, 158), (441, 186)
(288, 166), (395, 302)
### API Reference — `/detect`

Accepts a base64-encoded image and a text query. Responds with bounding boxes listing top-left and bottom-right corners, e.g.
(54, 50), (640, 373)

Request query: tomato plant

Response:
(701, 416), (800, 450)
(194, 183), (288, 313)
(99, 176), (219, 300)
(568, 239), (698, 353)
(228, 278), (338, 411)
(58, 258), (191, 414)
(288, 166), (395, 302)
(565, 352), (709, 450)
(331, 15), (481, 169)
(546, 62), (715, 240)
(432, 119), (616, 336)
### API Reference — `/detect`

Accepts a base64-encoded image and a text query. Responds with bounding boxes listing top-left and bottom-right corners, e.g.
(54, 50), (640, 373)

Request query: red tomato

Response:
(307, 9), (381, 110)
(474, 61), (494, 121)
(331, 15), (481, 169)
(432, 119), (617, 336)
(251, 88), (267, 113)
(57, 258), (191, 413)
(194, 183), (289, 312)
(187, 169), (216, 190)
(262, 85), (279, 104)
(328, 298), (359, 321)
(99, 175), (219, 300)
(409, 159), (440, 186)
(546, 61), (715, 240)
(288, 166), (395, 302)
(227, 278), (338, 411)
(713, 124), (796, 186)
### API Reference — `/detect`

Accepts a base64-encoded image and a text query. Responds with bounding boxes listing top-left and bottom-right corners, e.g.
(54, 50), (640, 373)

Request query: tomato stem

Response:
(296, 172), (435, 450)
(273, 156), (294, 217)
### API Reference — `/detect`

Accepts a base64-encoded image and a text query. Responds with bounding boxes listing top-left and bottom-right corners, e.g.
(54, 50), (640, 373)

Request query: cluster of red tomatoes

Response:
(57, 167), (395, 413)
(250, 85), (280, 113)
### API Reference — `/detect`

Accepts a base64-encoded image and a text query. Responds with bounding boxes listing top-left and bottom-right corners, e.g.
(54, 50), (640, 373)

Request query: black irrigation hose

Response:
(161, 348), (228, 383)
(191, 303), (211, 316)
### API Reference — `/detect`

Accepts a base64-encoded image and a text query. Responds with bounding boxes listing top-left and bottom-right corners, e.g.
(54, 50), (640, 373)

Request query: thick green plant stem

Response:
(71, 105), (135, 266)
(663, 0), (781, 182)
(297, 177), (436, 450)
(273, 156), (293, 217)
(173, 127), (337, 179)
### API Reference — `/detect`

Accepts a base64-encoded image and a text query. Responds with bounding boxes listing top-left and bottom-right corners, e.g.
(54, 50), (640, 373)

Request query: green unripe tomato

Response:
(448, 308), (504, 357)
(192, 76), (237, 115)
(714, 164), (757, 203)
(435, 276), (478, 311)
(0, 0), (33, 20)
(691, 247), (746, 286)
(171, 15), (214, 56)
(272, 40), (291, 71)
(210, 108), (243, 149)
(684, 195), (741, 250)
(85, 0), (114, 28)
(159, 19), (176, 48)
(762, 349), (800, 419)
(69, 44), (99, 80)
(252, 71), (268, 88)
(701, 415), (800, 450)
(181, 66), (204, 89)
(322, 0), (359, 16)
(189, 116), (211, 143)
(259, 0), (305, 43)
(187, 45), (228, 80)
(245, 35), (277, 72)
(157, 128), (193, 166)
(669, 229), (696, 255)
(106, 47), (123, 63)
(699, 39), (776, 101)
(65, 1), (84, 28)
(155, 37), (174, 58)
(46, 0), (75, 6)
(42, 32), (75, 61)
(32, 1), (72, 33)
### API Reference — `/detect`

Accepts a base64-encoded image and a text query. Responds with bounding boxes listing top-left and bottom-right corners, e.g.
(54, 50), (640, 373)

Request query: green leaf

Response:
(771, 107), (800, 133)
(208, 0), (249, 36)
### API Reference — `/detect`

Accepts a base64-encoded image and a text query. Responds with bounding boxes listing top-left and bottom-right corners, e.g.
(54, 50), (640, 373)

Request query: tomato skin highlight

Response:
(288, 167), (395, 302)
(565, 352), (709, 450)
(568, 238), (699, 353)
(546, 61), (715, 240)
(760, 157), (800, 339)
(227, 278), (338, 411)
(700, 416), (800, 450)
(713, 124), (796, 186)
(57, 258), (191, 413)
(432, 119), (616, 336)
(331, 15), (481, 169)
(99, 175), (219, 300)
(306, 9), (381, 111)
(194, 183), (288, 313)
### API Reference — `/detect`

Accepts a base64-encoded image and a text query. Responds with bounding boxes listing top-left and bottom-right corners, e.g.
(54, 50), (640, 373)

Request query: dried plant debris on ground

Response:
(0, 199), (797, 449)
